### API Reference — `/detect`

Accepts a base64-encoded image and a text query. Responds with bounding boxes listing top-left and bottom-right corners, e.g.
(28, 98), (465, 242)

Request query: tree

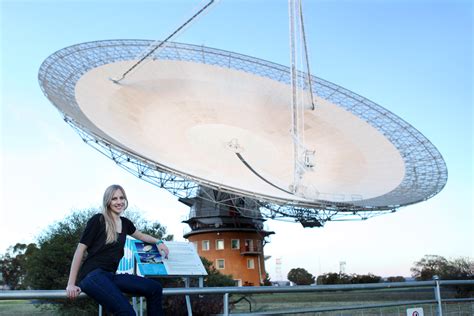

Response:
(124, 210), (173, 241)
(411, 255), (450, 280)
(200, 256), (235, 287)
(287, 268), (315, 285)
(411, 255), (474, 298)
(350, 273), (381, 284)
(316, 272), (382, 285)
(446, 257), (474, 279)
(0, 243), (38, 289)
(316, 272), (351, 285)
(386, 276), (406, 282)
(24, 209), (97, 291)
(261, 271), (272, 286)
(411, 255), (474, 281)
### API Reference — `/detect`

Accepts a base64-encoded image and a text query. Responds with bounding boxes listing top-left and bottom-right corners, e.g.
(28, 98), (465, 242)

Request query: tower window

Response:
(216, 259), (225, 269)
(231, 239), (240, 250)
(247, 258), (255, 269)
(216, 239), (224, 250)
(244, 239), (254, 252)
(202, 240), (210, 251)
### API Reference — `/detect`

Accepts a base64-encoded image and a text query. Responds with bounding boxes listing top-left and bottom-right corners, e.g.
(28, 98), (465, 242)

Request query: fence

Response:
(0, 279), (473, 315)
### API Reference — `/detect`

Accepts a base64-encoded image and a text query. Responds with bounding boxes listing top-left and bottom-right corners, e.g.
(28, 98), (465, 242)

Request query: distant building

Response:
(181, 187), (274, 286)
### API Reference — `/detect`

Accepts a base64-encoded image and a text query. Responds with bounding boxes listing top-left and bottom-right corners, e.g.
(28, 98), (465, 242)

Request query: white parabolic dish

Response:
(39, 40), (447, 210)
(76, 60), (404, 202)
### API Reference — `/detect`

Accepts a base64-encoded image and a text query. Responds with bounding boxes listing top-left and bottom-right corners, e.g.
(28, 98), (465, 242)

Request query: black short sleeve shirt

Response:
(77, 214), (136, 282)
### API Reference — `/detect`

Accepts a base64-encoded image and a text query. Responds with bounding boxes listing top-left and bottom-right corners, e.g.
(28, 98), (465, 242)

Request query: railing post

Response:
(132, 297), (137, 314)
(140, 297), (143, 316)
(223, 292), (229, 316)
(184, 277), (193, 316)
(433, 275), (443, 316)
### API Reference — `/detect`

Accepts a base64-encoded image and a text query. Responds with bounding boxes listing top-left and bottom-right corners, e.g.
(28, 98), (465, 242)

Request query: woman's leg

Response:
(113, 274), (163, 316)
(79, 269), (135, 316)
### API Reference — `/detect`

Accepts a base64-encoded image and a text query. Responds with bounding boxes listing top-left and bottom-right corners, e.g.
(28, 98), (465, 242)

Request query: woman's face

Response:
(109, 189), (127, 215)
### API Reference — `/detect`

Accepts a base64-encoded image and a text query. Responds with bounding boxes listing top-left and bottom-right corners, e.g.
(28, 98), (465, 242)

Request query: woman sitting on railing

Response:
(66, 184), (169, 315)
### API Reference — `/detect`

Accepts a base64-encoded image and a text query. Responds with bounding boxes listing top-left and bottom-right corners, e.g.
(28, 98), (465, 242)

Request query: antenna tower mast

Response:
(288, 0), (316, 195)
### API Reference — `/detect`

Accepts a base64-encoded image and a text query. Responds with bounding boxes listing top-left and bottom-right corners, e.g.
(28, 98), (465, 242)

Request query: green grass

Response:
(0, 300), (58, 316)
(229, 289), (474, 315)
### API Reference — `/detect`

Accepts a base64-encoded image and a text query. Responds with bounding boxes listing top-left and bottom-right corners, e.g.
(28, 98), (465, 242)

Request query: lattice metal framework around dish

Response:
(38, 39), (448, 224)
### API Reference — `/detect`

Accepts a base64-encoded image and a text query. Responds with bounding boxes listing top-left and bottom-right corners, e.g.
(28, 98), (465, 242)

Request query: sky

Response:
(0, 0), (472, 280)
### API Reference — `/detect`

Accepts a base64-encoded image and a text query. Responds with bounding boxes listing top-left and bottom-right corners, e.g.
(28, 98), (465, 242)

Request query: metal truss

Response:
(39, 40), (447, 225)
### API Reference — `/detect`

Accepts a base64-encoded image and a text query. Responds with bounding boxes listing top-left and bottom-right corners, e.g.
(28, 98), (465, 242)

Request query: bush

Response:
(411, 255), (474, 297)
(316, 273), (381, 285)
(317, 272), (351, 285)
(351, 273), (381, 284)
(163, 257), (235, 315)
(386, 276), (406, 282)
(287, 268), (315, 285)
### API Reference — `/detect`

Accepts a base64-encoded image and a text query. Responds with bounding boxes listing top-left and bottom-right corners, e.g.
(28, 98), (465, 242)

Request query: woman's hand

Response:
(131, 230), (170, 258)
(66, 284), (81, 299)
(158, 242), (170, 259)
(66, 243), (87, 299)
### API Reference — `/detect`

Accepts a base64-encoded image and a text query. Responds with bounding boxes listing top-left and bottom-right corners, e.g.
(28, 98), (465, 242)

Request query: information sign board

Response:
(118, 238), (207, 277)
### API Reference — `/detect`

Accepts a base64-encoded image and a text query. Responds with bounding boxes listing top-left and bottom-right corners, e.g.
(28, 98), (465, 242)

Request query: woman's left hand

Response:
(158, 242), (169, 259)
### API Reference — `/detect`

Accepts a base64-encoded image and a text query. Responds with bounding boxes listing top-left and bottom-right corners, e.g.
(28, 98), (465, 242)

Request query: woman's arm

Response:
(66, 243), (87, 299)
(131, 230), (170, 257)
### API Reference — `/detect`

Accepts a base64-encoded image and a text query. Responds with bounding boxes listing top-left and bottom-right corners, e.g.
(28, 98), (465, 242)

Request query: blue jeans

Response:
(79, 268), (163, 316)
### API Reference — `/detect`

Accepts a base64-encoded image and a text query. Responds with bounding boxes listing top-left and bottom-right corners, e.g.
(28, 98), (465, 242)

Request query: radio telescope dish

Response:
(39, 40), (447, 223)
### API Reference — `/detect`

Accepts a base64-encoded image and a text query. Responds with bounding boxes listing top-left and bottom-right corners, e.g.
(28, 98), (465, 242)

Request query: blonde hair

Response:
(102, 184), (128, 244)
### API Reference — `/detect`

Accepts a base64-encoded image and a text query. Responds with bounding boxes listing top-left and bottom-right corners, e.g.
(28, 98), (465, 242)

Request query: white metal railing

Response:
(0, 280), (473, 315)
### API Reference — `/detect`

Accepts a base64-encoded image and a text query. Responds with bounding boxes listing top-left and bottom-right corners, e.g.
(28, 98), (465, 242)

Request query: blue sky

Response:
(1, 0), (472, 279)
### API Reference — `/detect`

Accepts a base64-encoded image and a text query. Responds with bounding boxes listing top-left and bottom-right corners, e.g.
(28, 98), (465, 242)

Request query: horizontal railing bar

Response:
(438, 280), (474, 285)
(442, 298), (474, 303)
(0, 290), (87, 300)
(1, 280), (473, 300)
